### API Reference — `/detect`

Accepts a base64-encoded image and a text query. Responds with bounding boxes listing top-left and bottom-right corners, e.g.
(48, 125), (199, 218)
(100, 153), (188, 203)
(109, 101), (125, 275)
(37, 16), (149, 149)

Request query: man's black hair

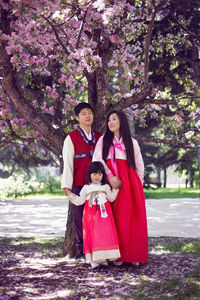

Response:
(86, 161), (107, 185)
(74, 102), (93, 116)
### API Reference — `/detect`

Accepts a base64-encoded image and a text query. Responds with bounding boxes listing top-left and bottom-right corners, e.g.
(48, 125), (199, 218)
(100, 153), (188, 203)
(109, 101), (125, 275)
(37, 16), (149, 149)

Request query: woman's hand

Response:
(108, 176), (122, 189)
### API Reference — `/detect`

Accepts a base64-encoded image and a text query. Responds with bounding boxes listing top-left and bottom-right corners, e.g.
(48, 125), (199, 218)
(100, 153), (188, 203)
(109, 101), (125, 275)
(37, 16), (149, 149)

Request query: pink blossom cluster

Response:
(1, 0), (149, 114)
(0, 0), (198, 144)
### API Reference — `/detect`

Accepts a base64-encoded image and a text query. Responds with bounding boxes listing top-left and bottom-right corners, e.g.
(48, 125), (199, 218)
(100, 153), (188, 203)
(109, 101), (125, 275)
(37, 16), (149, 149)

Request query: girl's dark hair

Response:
(102, 110), (136, 169)
(86, 161), (107, 184)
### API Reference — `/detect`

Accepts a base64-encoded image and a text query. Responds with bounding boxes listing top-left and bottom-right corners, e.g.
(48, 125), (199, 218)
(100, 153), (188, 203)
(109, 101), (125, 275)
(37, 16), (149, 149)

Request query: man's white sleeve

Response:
(61, 135), (74, 189)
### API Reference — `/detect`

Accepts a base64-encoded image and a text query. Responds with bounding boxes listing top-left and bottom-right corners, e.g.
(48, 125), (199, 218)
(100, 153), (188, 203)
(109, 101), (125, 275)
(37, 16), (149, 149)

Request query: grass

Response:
(1, 188), (66, 200)
(1, 187), (199, 200)
(144, 187), (200, 199)
(0, 236), (199, 299)
(151, 238), (200, 259)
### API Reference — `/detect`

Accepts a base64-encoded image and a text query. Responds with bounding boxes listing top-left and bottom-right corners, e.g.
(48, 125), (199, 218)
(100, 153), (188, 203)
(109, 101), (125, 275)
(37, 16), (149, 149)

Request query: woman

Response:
(93, 110), (148, 264)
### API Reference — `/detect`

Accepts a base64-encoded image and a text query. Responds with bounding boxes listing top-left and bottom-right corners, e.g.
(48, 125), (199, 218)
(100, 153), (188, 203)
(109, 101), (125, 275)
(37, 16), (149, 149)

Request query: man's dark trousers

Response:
(71, 186), (84, 256)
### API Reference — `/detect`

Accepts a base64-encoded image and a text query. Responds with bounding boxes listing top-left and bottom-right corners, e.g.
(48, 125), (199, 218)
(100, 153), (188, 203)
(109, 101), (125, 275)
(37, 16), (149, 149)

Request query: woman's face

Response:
(108, 113), (120, 135)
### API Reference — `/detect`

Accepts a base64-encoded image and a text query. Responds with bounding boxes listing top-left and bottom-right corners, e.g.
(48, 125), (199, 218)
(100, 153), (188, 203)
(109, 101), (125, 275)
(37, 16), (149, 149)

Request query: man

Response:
(61, 102), (102, 257)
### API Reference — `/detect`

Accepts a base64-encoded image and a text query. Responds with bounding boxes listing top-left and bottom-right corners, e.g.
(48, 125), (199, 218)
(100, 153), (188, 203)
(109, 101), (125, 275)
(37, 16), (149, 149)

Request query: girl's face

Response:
(91, 171), (103, 184)
(108, 113), (120, 135)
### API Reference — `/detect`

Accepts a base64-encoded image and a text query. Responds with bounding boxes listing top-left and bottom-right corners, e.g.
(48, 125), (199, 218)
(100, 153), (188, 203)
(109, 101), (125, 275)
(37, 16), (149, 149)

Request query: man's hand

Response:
(62, 187), (71, 196)
(108, 176), (122, 189)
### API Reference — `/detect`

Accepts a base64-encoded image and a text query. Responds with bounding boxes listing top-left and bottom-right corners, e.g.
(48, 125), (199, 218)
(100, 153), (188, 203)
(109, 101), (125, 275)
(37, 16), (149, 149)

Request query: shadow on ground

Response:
(0, 237), (199, 299)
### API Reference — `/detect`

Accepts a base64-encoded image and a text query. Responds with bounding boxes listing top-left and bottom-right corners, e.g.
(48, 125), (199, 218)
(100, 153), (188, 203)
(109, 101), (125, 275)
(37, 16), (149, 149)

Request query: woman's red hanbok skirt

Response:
(106, 159), (148, 263)
(83, 200), (120, 263)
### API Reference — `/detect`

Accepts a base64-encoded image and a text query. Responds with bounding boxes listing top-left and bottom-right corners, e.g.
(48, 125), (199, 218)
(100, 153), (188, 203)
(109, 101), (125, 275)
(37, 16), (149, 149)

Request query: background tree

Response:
(176, 149), (199, 188)
(0, 0), (199, 257)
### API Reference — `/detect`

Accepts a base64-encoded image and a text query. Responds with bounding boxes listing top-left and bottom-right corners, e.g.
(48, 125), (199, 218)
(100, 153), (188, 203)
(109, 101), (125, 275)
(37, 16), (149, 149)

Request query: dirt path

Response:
(0, 197), (199, 238)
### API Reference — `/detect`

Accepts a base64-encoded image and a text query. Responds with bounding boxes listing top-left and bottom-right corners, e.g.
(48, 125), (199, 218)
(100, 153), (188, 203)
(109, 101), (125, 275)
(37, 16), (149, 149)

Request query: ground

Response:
(0, 236), (199, 300)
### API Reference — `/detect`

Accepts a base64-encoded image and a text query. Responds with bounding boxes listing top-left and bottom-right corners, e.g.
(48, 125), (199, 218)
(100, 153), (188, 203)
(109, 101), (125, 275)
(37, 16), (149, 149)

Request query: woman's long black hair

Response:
(102, 110), (136, 169)
(86, 161), (107, 184)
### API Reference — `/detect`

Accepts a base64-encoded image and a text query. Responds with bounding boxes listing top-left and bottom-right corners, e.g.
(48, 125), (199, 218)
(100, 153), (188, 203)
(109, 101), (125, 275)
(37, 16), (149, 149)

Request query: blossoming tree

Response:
(0, 0), (199, 256)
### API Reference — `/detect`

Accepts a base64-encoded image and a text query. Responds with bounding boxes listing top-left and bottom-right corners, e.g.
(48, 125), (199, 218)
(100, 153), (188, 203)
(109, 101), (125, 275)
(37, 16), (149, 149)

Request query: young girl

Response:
(68, 161), (121, 269)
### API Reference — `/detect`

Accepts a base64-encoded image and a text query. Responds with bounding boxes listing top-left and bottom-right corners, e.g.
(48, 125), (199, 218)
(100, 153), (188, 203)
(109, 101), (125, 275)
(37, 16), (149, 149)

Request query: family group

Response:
(61, 102), (148, 269)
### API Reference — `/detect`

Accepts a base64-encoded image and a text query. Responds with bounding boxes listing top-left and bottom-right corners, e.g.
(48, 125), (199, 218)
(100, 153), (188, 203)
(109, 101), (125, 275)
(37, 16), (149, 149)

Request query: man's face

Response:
(76, 108), (93, 128)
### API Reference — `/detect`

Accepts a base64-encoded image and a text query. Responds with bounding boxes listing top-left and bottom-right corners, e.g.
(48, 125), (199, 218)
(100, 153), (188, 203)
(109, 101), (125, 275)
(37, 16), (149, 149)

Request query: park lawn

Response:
(0, 189), (66, 200)
(1, 187), (199, 200)
(144, 187), (200, 199)
(0, 236), (199, 299)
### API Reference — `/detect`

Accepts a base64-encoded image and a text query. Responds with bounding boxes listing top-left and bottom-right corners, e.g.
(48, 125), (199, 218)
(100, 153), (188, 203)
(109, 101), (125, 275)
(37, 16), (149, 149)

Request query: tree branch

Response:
(135, 135), (198, 149)
(171, 17), (200, 41)
(111, 88), (150, 112)
(178, 127), (200, 135)
(76, 8), (88, 49)
(143, 10), (156, 88)
(41, 15), (70, 55)
(0, 131), (61, 165)
(143, 0), (169, 88)
(144, 98), (177, 105)
(0, 34), (64, 155)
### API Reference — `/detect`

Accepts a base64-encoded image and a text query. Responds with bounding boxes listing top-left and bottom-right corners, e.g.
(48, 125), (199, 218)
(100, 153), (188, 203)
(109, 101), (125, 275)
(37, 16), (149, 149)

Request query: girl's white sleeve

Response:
(68, 186), (87, 206)
(104, 184), (119, 202)
(132, 138), (144, 184)
(92, 136), (113, 178)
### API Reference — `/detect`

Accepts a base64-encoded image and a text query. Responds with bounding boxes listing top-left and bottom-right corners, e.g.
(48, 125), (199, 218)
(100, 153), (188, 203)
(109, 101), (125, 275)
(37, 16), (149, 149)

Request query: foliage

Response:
(175, 148), (199, 187)
(0, 173), (43, 197)
(0, 168), (60, 197)
(0, 236), (199, 299)
(0, 0), (199, 165)
(33, 168), (61, 193)
(0, 145), (54, 175)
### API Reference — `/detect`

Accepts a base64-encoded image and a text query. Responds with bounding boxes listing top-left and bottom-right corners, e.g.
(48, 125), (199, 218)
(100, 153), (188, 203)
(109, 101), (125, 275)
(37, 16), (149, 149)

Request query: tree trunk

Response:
(157, 166), (161, 187)
(196, 142), (200, 189)
(191, 45), (200, 186)
(87, 69), (107, 132)
(189, 171), (194, 188)
(163, 167), (167, 188)
(63, 202), (79, 258)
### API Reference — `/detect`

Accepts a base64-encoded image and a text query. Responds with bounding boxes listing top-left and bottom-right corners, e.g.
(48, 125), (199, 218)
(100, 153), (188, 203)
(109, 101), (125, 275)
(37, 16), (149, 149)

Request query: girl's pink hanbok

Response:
(69, 183), (121, 263)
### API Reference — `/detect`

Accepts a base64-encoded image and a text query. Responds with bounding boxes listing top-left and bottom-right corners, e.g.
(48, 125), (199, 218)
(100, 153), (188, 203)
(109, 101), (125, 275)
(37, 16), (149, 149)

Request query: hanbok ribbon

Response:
(114, 139), (126, 152)
(109, 138), (125, 177)
(100, 204), (108, 218)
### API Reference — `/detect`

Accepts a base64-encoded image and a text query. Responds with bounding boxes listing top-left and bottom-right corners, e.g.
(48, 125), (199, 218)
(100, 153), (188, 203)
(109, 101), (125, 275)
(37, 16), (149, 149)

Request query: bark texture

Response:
(63, 203), (78, 258)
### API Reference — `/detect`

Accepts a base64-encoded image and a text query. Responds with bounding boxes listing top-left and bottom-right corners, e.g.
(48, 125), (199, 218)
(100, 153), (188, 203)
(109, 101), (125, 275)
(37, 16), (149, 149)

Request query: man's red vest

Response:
(69, 128), (102, 186)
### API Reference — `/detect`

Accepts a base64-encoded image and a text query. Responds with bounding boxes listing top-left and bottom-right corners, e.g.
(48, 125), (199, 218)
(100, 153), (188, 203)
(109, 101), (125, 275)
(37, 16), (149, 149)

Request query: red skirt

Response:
(107, 159), (148, 263)
(83, 200), (120, 263)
